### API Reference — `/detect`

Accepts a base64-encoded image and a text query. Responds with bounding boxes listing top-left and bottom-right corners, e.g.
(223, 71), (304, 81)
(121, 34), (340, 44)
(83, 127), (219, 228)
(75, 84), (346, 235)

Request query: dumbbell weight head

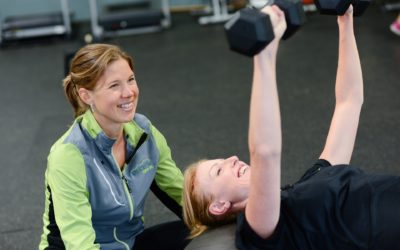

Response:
(315, 0), (370, 16)
(314, 0), (352, 15)
(275, 0), (306, 40)
(352, 0), (371, 16)
(225, 8), (275, 57)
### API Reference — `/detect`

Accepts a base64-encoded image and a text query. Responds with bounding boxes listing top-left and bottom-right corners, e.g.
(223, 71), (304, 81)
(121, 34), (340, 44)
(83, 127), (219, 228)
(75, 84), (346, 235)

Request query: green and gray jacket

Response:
(39, 110), (184, 250)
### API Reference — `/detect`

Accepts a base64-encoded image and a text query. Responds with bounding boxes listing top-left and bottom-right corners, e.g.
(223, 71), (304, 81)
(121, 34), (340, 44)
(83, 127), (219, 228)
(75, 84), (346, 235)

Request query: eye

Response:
(109, 83), (118, 89)
(128, 76), (136, 84)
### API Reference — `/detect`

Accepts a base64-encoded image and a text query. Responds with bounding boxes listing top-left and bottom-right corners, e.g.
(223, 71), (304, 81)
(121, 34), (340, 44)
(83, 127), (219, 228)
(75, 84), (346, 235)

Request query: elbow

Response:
(249, 144), (281, 162)
(337, 95), (364, 109)
(355, 95), (364, 107)
(352, 96), (364, 110)
(336, 87), (364, 108)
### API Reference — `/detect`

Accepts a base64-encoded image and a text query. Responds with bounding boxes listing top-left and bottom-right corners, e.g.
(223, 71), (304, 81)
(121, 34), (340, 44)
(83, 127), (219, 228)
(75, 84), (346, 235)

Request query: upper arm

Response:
(319, 102), (362, 165)
(245, 152), (281, 239)
(151, 125), (184, 206)
(47, 144), (99, 249)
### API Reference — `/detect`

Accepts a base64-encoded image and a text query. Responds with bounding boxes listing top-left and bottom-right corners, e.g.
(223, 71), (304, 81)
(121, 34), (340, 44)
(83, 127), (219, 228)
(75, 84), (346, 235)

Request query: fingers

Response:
(261, 5), (287, 40)
(346, 4), (354, 15)
(271, 5), (285, 18)
(261, 5), (285, 24)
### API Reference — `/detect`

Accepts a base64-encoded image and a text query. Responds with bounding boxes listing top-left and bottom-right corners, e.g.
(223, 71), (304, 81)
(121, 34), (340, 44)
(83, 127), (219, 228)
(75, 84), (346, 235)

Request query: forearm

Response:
(248, 5), (284, 156)
(248, 50), (282, 157)
(335, 14), (363, 105)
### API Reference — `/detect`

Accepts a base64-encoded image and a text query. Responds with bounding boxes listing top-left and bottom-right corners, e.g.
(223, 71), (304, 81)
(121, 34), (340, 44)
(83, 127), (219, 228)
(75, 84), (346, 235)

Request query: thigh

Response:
(133, 220), (191, 250)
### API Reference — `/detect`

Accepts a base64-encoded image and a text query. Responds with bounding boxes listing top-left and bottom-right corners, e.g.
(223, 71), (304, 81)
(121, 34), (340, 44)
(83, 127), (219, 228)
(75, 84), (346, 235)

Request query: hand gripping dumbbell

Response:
(224, 0), (306, 57)
(314, 0), (371, 16)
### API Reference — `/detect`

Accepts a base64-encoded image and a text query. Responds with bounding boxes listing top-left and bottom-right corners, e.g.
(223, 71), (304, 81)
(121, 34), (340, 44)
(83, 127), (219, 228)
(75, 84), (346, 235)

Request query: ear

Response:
(77, 87), (93, 106)
(208, 200), (231, 216)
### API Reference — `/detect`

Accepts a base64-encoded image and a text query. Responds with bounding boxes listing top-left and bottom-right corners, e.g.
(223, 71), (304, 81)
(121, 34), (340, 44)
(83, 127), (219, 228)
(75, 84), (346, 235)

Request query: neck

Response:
(104, 126), (123, 140)
(93, 113), (124, 139)
(231, 198), (248, 213)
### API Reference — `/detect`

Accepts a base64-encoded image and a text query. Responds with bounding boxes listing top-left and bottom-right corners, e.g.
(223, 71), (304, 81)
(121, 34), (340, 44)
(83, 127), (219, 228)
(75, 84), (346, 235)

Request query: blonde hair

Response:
(63, 43), (134, 117)
(182, 160), (237, 239)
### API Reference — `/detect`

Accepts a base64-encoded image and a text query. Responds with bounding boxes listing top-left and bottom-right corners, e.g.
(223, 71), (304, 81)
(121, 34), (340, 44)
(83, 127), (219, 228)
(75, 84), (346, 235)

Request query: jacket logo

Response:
(131, 159), (154, 175)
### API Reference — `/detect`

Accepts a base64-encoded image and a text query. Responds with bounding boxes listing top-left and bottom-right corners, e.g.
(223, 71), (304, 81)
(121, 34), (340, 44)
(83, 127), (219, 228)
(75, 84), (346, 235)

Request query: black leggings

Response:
(132, 220), (191, 250)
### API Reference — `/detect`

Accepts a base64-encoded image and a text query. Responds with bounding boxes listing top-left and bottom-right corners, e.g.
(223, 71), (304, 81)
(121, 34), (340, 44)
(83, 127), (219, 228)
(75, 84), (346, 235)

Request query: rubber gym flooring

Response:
(0, 4), (399, 249)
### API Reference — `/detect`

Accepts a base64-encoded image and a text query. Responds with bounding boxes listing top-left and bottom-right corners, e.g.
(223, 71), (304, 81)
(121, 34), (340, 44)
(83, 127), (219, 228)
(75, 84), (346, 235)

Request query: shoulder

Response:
(48, 122), (86, 166)
(236, 212), (284, 249)
(127, 113), (167, 145)
(133, 113), (152, 131)
(130, 113), (162, 138)
(47, 135), (87, 185)
(134, 114), (168, 144)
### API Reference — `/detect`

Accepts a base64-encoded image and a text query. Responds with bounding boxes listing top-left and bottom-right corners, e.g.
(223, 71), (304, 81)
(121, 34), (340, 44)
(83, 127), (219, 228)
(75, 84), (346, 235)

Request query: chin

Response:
(121, 107), (136, 121)
(125, 112), (136, 122)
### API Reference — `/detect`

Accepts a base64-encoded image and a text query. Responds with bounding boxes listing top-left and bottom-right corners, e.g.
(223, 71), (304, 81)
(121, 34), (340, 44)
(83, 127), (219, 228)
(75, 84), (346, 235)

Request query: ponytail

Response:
(63, 74), (89, 118)
(182, 161), (237, 239)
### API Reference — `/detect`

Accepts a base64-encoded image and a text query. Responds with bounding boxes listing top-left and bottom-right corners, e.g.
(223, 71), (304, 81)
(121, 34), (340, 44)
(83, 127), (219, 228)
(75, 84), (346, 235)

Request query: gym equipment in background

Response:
(381, 1), (400, 12)
(198, 0), (234, 25)
(0, 0), (71, 45)
(88, 0), (171, 40)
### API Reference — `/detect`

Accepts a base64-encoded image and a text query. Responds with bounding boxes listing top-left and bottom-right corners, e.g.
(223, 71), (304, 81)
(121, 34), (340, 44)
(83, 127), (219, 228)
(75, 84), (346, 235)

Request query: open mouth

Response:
(238, 164), (249, 178)
(118, 102), (134, 111)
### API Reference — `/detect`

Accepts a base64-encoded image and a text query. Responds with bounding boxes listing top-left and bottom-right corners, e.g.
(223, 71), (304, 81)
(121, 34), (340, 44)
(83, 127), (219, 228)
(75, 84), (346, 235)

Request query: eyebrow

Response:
(107, 74), (134, 86)
(107, 79), (120, 85)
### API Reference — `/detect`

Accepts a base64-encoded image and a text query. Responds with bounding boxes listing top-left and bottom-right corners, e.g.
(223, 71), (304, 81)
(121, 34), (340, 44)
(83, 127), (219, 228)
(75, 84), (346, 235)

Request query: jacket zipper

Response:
(112, 153), (134, 221)
(122, 174), (132, 193)
(112, 133), (147, 221)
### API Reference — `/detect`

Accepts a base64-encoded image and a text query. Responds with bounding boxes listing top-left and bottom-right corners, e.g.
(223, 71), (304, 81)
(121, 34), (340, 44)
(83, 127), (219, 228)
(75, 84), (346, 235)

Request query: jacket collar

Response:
(79, 110), (145, 153)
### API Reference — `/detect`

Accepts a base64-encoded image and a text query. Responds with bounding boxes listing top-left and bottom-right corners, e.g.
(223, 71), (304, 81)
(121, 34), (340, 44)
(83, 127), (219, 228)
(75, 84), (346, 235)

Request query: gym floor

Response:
(0, 4), (399, 249)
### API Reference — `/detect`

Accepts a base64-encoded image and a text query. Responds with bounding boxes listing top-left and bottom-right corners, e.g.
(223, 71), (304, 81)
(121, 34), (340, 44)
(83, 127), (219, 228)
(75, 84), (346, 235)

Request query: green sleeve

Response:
(151, 125), (184, 205)
(46, 143), (100, 250)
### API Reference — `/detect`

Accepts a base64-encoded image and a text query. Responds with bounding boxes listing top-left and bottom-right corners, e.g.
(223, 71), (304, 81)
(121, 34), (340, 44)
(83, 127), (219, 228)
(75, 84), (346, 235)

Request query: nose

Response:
(219, 156), (239, 178)
(122, 83), (134, 98)
(223, 156), (239, 168)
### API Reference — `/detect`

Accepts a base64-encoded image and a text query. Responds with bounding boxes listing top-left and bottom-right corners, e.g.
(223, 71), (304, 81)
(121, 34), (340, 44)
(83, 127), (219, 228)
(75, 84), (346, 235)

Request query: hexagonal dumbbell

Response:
(225, 8), (275, 57)
(224, 0), (306, 57)
(314, 0), (371, 16)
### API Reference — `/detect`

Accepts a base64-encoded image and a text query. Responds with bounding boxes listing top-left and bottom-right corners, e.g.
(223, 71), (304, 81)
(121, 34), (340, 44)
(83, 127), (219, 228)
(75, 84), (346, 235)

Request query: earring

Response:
(90, 103), (95, 112)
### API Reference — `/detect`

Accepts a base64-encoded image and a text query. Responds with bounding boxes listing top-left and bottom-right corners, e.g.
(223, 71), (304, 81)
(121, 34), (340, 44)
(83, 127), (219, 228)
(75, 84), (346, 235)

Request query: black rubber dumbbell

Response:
(224, 0), (306, 57)
(314, 0), (371, 16)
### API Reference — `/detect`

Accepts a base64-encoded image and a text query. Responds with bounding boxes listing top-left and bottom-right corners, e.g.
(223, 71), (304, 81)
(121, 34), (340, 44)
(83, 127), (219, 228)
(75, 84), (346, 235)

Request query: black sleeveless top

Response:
(235, 159), (400, 250)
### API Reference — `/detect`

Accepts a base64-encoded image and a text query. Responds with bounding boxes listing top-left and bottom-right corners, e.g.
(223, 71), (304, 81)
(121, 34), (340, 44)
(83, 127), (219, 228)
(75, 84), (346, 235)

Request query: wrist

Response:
(337, 14), (353, 28)
(338, 19), (354, 35)
(259, 42), (278, 58)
